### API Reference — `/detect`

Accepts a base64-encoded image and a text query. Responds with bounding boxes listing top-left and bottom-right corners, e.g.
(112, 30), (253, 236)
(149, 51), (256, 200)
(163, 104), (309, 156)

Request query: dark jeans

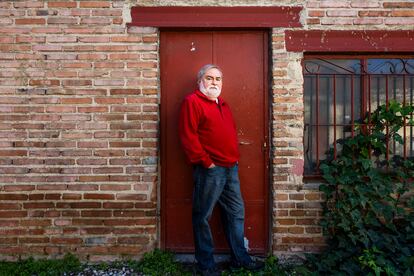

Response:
(192, 164), (252, 270)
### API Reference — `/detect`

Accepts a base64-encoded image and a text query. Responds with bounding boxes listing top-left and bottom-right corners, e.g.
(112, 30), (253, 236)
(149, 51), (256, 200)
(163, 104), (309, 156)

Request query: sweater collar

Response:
(194, 89), (224, 105)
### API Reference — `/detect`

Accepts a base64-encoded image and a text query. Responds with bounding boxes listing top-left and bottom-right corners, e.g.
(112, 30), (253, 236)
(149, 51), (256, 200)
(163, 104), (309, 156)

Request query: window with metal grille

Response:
(304, 56), (414, 176)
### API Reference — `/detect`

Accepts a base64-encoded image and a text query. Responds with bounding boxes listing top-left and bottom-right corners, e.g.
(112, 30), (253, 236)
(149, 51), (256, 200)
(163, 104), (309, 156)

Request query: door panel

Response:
(160, 31), (269, 254)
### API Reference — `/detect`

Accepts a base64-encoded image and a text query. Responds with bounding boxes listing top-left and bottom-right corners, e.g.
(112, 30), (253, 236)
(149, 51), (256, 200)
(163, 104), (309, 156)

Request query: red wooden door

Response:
(160, 31), (269, 254)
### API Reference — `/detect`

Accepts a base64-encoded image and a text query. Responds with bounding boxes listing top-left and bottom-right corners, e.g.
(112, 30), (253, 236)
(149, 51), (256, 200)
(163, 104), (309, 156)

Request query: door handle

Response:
(239, 141), (252, 145)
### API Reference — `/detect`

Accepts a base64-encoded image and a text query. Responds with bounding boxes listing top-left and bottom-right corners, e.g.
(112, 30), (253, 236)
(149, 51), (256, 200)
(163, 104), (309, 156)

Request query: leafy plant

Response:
(304, 100), (414, 275)
(135, 248), (191, 276)
(222, 255), (298, 276)
(0, 253), (81, 276)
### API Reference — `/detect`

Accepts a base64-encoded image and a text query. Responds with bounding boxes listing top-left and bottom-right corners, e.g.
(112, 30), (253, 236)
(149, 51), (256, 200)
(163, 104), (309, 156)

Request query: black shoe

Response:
(196, 266), (221, 276)
(230, 260), (265, 272)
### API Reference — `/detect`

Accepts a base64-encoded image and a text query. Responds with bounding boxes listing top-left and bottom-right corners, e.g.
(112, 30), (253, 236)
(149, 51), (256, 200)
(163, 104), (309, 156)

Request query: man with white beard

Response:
(179, 64), (264, 275)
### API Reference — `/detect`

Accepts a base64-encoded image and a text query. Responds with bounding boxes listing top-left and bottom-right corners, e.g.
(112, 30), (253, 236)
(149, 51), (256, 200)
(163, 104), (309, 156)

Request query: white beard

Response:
(199, 81), (221, 100)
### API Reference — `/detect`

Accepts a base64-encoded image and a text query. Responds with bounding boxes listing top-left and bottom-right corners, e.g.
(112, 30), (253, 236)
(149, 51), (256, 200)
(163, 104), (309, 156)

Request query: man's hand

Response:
(208, 163), (216, 169)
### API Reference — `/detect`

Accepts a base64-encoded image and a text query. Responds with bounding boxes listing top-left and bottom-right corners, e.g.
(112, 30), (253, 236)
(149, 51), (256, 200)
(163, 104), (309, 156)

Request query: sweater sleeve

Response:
(179, 97), (213, 168)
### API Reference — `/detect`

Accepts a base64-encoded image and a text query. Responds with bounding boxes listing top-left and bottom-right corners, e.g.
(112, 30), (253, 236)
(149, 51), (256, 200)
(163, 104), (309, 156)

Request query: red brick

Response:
(80, 18), (111, 25)
(15, 19), (46, 25)
(78, 141), (108, 148)
(111, 36), (142, 43)
(84, 194), (115, 200)
(84, 228), (112, 235)
(117, 237), (149, 244)
(78, 106), (108, 113)
(110, 123), (139, 130)
(94, 150), (124, 157)
(103, 202), (134, 209)
(353, 18), (383, 25)
(0, 238), (18, 244)
(110, 142), (141, 148)
(100, 184), (131, 191)
(305, 193), (321, 200)
(19, 237), (50, 243)
(113, 210), (145, 218)
(321, 18), (354, 25)
(289, 194), (304, 200)
(127, 62), (157, 69)
(62, 194), (82, 200)
(93, 167), (123, 174)
(359, 11), (390, 17)
(290, 210), (305, 216)
(29, 79), (60, 86)
(383, 17), (414, 26)
(392, 10), (414, 16)
(383, 2), (414, 8)
(45, 194), (61, 200)
(282, 237), (313, 244)
(306, 227), (322, 234)
(4, 185), (34, 191)
(319, 1), (349, 8)
(78, 36), (111, 43)
(80, 1), (111, 8)
(297, 219), (318, 225)
(278, 219), (295, 225)
(37, 184), (67, 190)
(24, 203), (55, 209)
(92, 9), (122, 16)
(66, 202), (101, 209)
(81, 211), (112, 217)
(143, 36), (157, 43)
(288, 227), (304, 234)
(77, 158), (107, 165)
(114, 227), (155, 235)
(77, 53), (107, 60)
(0, 203), (21, 210)
(48, 1), (77, 8)
(94, 45), (128, 52)
(73, 219), (103, 226)
(14, 1), (44, 8)
(95, 98), (124, 104)
(94, 79), (124, 86)
(47, 18), (78, 24)
(0, 211), (27, 218)
(79, 176), (109, 182)
(51, 238), (82, 244)
(62, 80), (92, 86)
(110, 89), (141, 95)
(326, 10), (357, 17)
(67, 184), (98, 191)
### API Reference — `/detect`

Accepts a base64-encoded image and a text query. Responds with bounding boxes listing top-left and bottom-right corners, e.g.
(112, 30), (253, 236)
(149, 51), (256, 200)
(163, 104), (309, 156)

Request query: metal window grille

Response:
(304, 57), (414, 176)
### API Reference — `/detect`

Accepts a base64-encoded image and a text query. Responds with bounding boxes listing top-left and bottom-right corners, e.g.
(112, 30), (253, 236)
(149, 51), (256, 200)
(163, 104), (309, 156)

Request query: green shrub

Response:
(222, 255), (297, 276)
(0, 253), (81, 276)
(304, 100), (414, 275)
(134, 248), (191, 276)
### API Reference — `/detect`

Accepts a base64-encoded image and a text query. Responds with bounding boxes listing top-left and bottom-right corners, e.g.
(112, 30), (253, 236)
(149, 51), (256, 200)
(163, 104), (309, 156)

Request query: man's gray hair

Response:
(197, 64), (223, 83)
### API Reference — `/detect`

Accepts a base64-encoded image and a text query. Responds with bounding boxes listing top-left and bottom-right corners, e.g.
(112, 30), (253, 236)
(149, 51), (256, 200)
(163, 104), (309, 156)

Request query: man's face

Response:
(199, 68), (223, 100)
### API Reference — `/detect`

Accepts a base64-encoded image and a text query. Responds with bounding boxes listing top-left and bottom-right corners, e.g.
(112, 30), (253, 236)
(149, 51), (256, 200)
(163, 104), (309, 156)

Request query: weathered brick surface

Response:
(0, 0), (158, 261)
(306, 0), (414, 29)
(0, 0), (413, 261)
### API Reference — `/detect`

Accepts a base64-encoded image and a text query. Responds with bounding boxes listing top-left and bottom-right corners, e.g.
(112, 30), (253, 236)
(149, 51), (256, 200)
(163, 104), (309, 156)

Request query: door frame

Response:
(159, 28), (272, 255)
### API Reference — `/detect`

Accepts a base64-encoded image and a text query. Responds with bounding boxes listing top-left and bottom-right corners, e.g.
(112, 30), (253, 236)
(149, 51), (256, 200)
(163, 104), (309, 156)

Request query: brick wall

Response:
(273, 1), (414, 259)
(0, 0), (413, 261)
(306, 1), (414, 27)
(0, 1), (158, 262)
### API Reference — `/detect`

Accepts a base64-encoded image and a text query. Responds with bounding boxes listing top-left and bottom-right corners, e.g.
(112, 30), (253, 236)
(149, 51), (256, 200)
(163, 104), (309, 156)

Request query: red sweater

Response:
(179, 90), (239, 168)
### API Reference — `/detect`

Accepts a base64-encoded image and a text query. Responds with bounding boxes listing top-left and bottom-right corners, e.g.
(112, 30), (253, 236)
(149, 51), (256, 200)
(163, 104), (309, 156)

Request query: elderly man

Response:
(179, 64), (263, 275)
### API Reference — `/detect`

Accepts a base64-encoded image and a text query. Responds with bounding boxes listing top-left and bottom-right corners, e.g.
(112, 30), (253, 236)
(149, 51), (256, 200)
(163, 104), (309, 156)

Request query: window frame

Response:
(303, 54), (414, 179)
